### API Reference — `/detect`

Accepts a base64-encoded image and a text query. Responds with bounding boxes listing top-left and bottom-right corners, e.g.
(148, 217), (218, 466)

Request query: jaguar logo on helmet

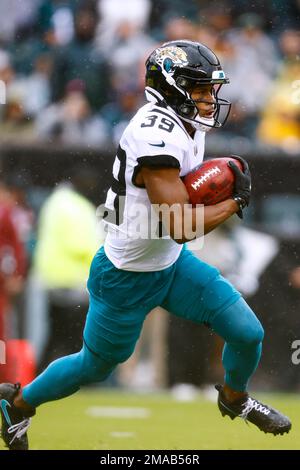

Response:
(155, 46), (188, 72)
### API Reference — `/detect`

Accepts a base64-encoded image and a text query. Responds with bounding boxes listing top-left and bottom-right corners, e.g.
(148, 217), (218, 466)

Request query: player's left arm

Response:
(138, 166), (241, 242)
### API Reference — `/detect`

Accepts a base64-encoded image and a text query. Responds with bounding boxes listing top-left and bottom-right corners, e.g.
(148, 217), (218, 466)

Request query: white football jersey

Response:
(103, 88), (205, 271)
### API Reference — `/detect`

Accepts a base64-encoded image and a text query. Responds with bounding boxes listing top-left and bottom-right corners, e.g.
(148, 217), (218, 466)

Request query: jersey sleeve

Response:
(129, 109), (189, 174)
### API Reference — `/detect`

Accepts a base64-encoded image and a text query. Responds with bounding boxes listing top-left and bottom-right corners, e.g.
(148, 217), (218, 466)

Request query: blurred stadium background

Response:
(0, 0), (300, 449)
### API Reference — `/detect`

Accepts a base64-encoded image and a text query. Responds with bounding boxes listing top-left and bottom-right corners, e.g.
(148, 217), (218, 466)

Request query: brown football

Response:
(183, 157), (244, 206)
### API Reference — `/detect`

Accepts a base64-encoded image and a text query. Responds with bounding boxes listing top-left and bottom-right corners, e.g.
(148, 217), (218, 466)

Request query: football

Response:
(183, 157), (244, 206)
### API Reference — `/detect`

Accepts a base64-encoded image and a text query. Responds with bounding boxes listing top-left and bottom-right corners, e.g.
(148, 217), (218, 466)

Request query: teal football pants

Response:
(23, 247), (264, 407)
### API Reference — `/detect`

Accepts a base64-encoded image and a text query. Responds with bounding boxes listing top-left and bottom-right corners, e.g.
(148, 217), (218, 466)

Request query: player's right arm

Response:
(136, 166), (240, 243)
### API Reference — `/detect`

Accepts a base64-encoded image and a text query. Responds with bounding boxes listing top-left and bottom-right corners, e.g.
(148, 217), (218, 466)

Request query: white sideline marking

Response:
(110, 432), (136, 438)
(86, 406), (151, 419)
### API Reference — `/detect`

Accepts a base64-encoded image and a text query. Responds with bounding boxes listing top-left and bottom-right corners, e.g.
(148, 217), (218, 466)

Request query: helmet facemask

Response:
(173, 77), (231, 132)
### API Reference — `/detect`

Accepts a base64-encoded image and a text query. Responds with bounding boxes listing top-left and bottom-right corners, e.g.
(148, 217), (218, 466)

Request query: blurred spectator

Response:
(0, 48), (49, 125)
(97, 0), (151, 49)
(0, 0), (41, 44)
(0, 0), (297, 148)
(199, 1), (234, 35)
(100, 80), (143, 146)
(0, 179), (26, 344)
(162, 18), (198, 43)
(290, 266), (300, 290)
(0, 50), (15, 88)
(36, 78), (109, 146)
(34, 176), (98, 290)
(9, 27), (51, 77)
(0, 99), (35, 142)
(51, 7), (110, 110)
(21, 54), (52, 116)
(37, 0), (77, 46)
(97, 22), (155, 86)
(0, 50), (47, 141)
(33, 169), (99, 369)
(149, 0), (199, 35)
(7, 53), (52, 121)
(257, 29), (300, 152)
(4, 172), (35, 260)
(230, 0), (300, 32)
(217, 13), (279, 139)
(96, 0), (154, 86)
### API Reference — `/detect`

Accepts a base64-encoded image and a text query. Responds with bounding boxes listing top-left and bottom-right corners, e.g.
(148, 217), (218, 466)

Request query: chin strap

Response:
(180, 114), (216, 133)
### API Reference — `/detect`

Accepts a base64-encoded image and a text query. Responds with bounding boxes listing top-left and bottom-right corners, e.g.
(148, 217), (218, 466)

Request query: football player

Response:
(0, 40), (291, 450)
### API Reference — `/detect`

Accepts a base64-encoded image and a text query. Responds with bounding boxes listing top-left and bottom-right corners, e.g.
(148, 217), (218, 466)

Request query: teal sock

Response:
(210, 297), (264, 391)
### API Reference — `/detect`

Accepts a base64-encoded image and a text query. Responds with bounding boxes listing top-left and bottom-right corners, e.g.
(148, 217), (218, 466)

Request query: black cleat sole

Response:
(220, 410), (292, 435)
(216, 384), (292, 436)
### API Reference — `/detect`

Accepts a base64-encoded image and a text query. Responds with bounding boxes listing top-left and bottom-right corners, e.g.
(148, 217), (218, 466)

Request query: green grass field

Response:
(1, 389), (299, 450)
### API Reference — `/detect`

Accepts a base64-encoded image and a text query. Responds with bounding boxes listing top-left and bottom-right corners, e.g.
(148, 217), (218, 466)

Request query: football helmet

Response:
(145, 40), (231, 132)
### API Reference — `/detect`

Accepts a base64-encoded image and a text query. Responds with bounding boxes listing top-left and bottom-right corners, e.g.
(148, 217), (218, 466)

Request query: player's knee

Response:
(241, 319), (264, 346)
(78, 347), (117, 385)
(83, 361), (115, 384)
(230, 298), (264, 346)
